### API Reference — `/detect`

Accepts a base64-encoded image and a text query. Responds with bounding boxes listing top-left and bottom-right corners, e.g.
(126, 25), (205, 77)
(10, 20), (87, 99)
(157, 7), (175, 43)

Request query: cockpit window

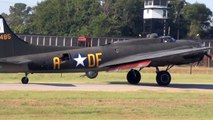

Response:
(159, 36), (176, 43)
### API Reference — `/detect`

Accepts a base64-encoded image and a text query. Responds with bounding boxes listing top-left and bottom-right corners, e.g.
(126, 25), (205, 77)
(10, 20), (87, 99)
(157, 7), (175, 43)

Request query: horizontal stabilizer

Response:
(0, 57), (31, 64)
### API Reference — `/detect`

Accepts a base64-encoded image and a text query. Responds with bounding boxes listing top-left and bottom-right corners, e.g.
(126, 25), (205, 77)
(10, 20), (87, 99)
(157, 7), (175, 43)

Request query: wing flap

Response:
(109, 60), (151, 71)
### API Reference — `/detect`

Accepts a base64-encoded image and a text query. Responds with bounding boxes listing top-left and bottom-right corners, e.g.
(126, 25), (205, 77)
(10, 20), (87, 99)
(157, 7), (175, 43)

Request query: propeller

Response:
(204, 53), (212, 60)
(190, 51), (211, 75)
(196, 53), (212, 66)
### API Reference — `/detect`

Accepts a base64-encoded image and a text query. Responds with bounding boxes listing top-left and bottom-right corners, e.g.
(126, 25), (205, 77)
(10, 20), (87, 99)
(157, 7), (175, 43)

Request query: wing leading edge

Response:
(100, 47), (211, 68)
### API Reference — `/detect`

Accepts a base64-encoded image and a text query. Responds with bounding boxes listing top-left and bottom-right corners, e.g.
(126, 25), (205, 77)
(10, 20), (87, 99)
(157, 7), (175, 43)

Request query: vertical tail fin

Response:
(0, 15), (14, 58)
(0, 15), (28, 58)
(0, 15), (20, 39)
(0, 15), (72, 58)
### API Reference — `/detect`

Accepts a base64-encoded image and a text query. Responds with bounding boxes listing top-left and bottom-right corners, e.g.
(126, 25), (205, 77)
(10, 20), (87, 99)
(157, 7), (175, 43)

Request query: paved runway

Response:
(0, 83), (212, 92)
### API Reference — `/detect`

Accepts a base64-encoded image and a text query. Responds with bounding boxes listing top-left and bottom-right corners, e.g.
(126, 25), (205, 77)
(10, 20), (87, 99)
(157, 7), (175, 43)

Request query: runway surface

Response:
(0, 83), (212, 92)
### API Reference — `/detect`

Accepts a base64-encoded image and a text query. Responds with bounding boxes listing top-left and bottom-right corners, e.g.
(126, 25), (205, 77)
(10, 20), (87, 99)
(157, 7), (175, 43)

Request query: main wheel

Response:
(127, 69), (141, 85)
(156, 71), (171, 86)
(86, 71), (98, 79)
(21, 77), (29, 84)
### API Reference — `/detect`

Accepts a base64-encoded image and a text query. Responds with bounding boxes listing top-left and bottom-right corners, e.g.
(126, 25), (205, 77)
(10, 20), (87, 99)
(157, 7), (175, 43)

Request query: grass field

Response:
(0, 67), (212, 84)
(0, 91), (212, 120)
(0, 67), (212, 120)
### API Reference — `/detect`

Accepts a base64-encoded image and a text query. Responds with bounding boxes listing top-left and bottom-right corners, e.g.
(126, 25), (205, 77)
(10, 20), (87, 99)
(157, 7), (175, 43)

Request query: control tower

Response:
(143, 0), (168, 36)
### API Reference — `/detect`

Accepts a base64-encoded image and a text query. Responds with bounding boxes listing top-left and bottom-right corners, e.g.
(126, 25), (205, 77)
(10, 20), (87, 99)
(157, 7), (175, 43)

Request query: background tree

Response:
(6, 3), (32, 34)
(31, 0), (74, 35)
(168, 0), (188, 39)
(32, 0), (102, 36)
(31, 0), (144, 37)
(183, 3), (212, 39)
(72, 0), (101, 36)
(0, 13), (9, 20)
(1, 0), (212, 39)
(103, 0), (144, 37)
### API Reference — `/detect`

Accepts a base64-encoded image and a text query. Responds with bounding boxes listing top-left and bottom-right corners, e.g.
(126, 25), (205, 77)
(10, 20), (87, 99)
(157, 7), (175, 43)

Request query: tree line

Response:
(1, 0), (213, 39)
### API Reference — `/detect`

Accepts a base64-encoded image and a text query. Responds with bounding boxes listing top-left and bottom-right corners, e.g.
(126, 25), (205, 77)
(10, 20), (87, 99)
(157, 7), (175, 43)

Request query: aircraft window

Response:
(115, 48), (119, 53)
(159, 36), (176, 43)
(60, 53), (71, 61)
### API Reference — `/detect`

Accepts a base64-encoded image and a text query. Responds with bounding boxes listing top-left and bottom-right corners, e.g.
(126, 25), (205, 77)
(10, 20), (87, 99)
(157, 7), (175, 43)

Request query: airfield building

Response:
(143, 0), (168, 36)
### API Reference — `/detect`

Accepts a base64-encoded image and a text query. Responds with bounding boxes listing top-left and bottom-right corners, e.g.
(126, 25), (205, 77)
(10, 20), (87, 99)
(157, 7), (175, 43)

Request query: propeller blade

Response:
(205, 53), (212, 60)
(196, 61), (201, 66)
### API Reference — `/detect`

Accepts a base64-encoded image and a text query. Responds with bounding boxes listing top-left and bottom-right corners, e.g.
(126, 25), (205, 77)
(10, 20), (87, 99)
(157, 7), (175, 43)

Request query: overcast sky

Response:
(0, 0), (212, 14)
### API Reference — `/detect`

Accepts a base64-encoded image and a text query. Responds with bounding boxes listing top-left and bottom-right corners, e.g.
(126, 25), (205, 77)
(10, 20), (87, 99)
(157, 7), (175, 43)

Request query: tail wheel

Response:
(127, 69), (141, 85)
(21, 77), (29, 84)
(86, 71), (98, 79)
(156, 71), (171, 86)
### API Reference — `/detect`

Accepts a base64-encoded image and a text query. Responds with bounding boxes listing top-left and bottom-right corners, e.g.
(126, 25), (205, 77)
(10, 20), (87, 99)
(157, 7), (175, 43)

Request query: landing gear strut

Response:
(156, 66), (173, 86)
(21, 73), (29, 84)
(127, 69), (141, 85)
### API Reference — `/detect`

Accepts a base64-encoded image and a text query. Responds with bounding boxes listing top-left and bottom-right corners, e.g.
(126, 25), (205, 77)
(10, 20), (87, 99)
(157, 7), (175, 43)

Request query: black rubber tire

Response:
(156, 71), (171, 86)
(127, 69), (141, 85)
(86, 71), (98, 79)
(21, 77), (29, 84)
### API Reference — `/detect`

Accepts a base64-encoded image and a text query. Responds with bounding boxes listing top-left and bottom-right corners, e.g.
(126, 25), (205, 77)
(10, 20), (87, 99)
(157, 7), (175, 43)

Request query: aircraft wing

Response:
(100, 47), (210, 69)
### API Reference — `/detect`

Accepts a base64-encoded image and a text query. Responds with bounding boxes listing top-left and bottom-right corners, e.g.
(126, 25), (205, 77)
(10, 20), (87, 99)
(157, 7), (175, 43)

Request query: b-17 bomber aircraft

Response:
(0, 15), (211, 86)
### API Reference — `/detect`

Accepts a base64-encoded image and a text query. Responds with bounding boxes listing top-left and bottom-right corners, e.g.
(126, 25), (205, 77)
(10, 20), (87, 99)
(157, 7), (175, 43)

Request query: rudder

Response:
(0, 15), (73, 58)
(0, 15), (26, 58)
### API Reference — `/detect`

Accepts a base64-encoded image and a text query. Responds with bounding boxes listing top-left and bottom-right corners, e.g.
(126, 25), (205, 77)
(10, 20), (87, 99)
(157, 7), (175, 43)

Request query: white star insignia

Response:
(74, 54), (87, 67)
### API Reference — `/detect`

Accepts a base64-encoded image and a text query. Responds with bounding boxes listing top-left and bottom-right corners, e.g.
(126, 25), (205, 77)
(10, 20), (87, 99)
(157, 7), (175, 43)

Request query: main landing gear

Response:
(127, 69), (141, 85)
(155, 65), (173, 86)
(126, 65), (173, 86)
(21, 73), (29, 84)
(85, 71), (99, 79)
(156, 71), (171, 86)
